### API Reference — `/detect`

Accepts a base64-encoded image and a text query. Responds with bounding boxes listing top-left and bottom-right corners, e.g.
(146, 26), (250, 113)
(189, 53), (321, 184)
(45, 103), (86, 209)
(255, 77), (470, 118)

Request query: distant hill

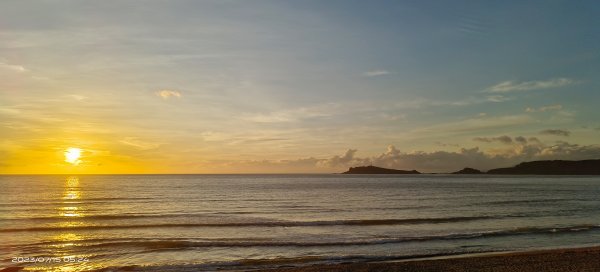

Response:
(487, 159), (600, 175)
(342, 166), (420, 174)
(451, 167), (483, 174)
(347, 160), (600, 175)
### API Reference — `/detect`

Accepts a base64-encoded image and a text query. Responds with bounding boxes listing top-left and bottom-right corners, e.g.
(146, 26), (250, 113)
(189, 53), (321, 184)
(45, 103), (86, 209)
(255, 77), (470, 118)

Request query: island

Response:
(451, 167), (483, 174)
(346, 159), (600, 175)
(342, 165), (420, 174)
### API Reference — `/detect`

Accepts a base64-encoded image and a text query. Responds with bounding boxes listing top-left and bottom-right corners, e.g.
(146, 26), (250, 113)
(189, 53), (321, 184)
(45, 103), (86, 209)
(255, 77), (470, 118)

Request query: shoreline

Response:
(256, 246), (600, 272)
(3, 246), (600, 271)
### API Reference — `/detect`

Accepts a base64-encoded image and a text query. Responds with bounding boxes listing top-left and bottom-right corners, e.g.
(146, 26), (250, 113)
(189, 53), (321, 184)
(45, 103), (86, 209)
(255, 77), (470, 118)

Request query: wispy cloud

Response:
(67, 94), (88, 101)
(0, 62), (27, 73)
(456, 16), (490, 36)
(525, 104), (563, 113)
(473, 135), (513, 144)
(438, 95), (513, 107)
(485, 95), (512, 103)
(363, 70), (391, 77)
(156, 90), (182, 99)
(379, 113), (406, 121)
(485, 78), (575, 93)
(413, 114), (535, 134)
(241, 103), (338, 123)
(120, 137), (161, 150)
(540, 129), (570, 137)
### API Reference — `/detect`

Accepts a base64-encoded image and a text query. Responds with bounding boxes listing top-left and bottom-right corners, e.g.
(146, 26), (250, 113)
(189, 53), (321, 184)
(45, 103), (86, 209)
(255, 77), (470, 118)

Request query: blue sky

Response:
(1, 0), (600, 173)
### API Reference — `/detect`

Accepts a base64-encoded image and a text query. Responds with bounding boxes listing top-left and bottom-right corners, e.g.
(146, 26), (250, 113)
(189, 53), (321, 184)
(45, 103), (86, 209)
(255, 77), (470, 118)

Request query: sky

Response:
(1, 0), (600, 174)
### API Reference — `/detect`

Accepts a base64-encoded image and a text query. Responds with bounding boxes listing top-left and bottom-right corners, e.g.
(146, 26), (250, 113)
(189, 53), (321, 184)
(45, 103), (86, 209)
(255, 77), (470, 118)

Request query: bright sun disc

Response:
(64, 148), (82, 165)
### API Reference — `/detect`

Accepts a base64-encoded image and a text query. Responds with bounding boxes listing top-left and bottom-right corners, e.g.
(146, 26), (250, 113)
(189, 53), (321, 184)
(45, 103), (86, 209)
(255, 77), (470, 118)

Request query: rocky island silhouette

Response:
(343, 159), (600, 175)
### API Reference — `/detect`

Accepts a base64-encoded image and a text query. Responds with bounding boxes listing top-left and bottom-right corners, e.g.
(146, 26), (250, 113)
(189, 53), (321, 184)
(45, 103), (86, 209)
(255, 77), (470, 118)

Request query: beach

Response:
(5, 246), (598, 271)
(259, 246), (600, 272)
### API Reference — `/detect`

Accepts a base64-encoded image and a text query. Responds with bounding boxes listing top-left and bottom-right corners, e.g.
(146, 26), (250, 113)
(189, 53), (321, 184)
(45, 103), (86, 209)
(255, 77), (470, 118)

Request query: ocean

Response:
(2, 174), (600, 271)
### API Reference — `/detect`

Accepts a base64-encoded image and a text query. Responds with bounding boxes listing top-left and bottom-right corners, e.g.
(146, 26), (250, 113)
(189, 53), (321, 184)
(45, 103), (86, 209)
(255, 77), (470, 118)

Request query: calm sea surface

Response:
(2, 174), (600, 271)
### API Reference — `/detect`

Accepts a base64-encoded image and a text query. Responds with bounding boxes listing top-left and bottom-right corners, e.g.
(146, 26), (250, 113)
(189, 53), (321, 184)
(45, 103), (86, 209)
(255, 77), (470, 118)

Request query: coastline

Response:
(256, 246), (600, 272)
(3, 246), (600, 271)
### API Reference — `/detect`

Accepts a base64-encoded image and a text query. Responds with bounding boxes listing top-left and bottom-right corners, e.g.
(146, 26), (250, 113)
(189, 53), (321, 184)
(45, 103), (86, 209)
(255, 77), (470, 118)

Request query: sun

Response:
(64, 147), (82, 165)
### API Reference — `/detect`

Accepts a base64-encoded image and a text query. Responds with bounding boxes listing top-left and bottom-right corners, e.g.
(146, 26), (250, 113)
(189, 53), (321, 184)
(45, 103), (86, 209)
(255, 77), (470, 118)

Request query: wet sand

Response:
(2, 247), (600, 271)
(258, 246), (600, 272)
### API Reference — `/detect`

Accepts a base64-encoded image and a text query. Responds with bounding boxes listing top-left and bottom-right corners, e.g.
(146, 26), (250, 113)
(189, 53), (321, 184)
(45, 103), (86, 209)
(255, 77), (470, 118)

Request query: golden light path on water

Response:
(60, 177), (81, 218)
(26, 177), (102, 272)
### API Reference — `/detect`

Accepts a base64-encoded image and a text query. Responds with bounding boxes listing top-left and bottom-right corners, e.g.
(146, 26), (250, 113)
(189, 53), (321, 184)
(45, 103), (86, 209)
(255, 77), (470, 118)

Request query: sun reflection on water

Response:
(42, 177), (102, 272)
(60, 177), (82, 218)
(49, 233), (84, 248)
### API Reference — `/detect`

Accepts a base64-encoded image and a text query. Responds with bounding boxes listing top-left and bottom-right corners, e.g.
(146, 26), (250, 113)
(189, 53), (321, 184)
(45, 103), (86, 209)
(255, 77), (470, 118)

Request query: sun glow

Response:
(64, 148), (82, 165)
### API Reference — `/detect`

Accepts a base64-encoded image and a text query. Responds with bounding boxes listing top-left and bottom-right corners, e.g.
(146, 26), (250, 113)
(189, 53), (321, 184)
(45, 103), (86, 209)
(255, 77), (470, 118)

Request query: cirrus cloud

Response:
(486, 78), (575, 93)
(525, 104), (563, 113)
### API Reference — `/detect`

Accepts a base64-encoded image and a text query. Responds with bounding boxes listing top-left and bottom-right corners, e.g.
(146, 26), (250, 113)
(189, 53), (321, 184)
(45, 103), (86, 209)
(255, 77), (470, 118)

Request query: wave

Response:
(5, 225), (599, 249)
(0, 216), (495, 232)
(92, 225), (600, 249)
(0, 197), (156, 207)
(0, 213), (195, 221)
(483, 198), (573, 205)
